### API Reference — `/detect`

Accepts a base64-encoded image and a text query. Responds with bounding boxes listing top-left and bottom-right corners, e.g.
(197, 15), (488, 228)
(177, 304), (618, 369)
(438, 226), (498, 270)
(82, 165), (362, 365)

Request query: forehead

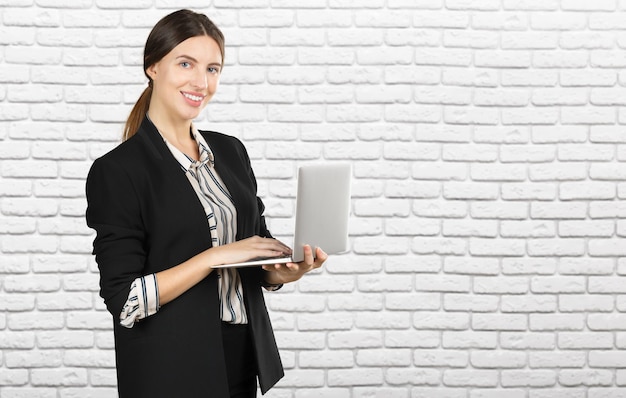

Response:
(168, 35), (222, 64)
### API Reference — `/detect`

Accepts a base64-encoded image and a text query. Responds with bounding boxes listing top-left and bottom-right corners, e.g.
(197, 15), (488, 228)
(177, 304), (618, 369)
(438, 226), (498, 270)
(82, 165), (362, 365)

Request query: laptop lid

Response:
(291, 163), (351, 262)
(211, 163), (351, 268)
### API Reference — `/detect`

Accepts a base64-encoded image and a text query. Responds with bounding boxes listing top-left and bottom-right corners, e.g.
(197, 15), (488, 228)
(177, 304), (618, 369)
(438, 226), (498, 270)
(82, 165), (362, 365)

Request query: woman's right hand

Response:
(207, 235), (292, 267)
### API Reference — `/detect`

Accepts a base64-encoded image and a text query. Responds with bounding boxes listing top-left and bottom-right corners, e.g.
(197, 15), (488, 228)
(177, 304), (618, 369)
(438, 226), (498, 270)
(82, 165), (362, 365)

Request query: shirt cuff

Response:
(120, 274), (160, 328)
(261, 277), (283, 292)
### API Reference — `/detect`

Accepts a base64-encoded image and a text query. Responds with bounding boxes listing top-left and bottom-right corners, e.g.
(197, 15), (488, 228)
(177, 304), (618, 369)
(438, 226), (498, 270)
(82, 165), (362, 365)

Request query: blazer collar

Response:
(135, 115), (171, 161)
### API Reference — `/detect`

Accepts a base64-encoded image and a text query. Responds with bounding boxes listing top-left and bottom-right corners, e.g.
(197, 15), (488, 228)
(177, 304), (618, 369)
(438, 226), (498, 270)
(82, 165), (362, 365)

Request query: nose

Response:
(192, 69), (208, 90)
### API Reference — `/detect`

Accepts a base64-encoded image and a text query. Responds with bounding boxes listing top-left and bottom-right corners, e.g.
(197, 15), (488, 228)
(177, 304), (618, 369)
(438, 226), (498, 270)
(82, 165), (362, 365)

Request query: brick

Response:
(529, 163), (588, 181)
(501, 70), (558, 86)
(502, 107), (559, 125)
(443, 369), (498, 387)
(558, 332), (613, 348)
(354, 10), (412, 28)
(296, 10), (353, 27)
(589, 351), (626, 367)
(561, 369), (613, 387)
(415, 48), (472, 66)
(560, 295), (614, 312)
(529, 351), (586, 368)
(413, 312), (469, 330)
(475, 50), (531, 68)
(472, 314), (527, 331)
(0, 369), (29, 386)
(385, 292), (440, 311)
(442, 331), (497, 349)
(500, 332), (556, 350)
(385, 367), (438, 385)
(469, 238), (526, 256)
(5, 350), (62, 368)
(444, 293), (499, 312)
(443, 182), (499, 200)
(385, 330), (440, 348)
(530, 314), (585, 331)
(500, 145), (556, 163)
(412, 388), (467, 398)
(472, 11), (528, 30)
(532, 88), (588, 106)
(502, 295), (557, 313)
(442, 67), (498, 87)
(500, 220), (557, 238)
(588, 314), (626, 330)
(589, 239), (626, 256)
(445, 106), (499, 125)
(413, 349), (468, 367)
(300, 350), (354, 368)
(559, 257), (614, 275)
(443, 30), (498, 49)
(472, 390), (526, 398)
(328, 330), (382, 349)
(533, 50), (588, 68)
(501, 370), (557, 387)
(383, 142), (439, 160)
(31, 369), (88, 387)
(297, 313), (353, 331)
(357, 275), (412, 292)
(502, 257), (556, 275)
(412, 237), (466, 256)
(414, 86), (472, 105)
(474, 277), (528, 294)
(502, 31), (559, 49)
(356, 349), (411, 367)
(328, 293), (383, 311)
(443, 256), (499, 274)
(528, 238), (585, 257)
(328, 369), (383, 387)
(470, 163), (527, 181)
(471, 350), (527, 368)
(561, 70), (617, 87)
(326, 66), (383, 84)
(531, 12), (587, 30)
(36, 331), (94, 349)
(562, 0), (616, 10)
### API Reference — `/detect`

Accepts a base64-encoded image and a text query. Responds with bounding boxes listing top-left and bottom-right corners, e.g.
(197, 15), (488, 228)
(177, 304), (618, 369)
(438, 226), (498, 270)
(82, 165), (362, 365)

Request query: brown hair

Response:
(123, 9), (225, 141)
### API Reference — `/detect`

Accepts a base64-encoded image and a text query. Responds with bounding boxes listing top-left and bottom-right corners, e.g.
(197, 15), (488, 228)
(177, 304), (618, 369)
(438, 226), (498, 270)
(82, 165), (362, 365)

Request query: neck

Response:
(147, 107), (192, 144)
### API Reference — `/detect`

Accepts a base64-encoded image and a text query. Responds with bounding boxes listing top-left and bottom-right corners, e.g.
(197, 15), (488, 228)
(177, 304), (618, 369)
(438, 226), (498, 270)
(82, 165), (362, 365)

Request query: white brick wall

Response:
(1, 1), (625, 397)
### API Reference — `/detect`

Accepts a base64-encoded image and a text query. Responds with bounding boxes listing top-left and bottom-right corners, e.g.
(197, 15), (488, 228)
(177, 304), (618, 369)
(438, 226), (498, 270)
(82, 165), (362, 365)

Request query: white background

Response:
(1, 1), (626, 397)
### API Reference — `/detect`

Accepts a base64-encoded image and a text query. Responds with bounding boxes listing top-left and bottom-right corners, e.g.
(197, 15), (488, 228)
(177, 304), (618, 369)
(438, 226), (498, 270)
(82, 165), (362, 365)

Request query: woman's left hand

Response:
(262, 245), (327, 285)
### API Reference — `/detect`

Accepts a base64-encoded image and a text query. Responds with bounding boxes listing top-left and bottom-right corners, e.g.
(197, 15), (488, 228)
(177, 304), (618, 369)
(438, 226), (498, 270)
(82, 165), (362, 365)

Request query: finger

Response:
(259, 238), (291, 254)
(303, 245), (314, 263)
(314, 247), (328, 268)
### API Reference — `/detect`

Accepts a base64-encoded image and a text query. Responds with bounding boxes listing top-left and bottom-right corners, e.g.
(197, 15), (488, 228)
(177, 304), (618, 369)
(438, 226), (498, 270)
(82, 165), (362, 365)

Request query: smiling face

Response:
(146, 35), (222, 126)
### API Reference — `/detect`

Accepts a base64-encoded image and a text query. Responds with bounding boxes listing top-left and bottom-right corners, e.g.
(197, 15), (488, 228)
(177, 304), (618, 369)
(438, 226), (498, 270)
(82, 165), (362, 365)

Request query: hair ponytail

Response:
(123, 85), (152, 141)
(121, 9), (225, 141)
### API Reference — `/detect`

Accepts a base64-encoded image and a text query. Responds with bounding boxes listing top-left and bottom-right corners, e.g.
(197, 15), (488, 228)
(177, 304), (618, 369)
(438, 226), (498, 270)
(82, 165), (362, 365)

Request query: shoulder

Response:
(87, 134), (149, 184)
(199, 130), (245, 151)
(198, 130), (250, 160)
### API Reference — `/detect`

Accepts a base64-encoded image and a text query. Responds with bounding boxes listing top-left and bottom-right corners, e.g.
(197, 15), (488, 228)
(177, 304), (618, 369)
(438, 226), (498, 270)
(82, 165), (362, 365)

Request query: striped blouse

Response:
(119, 124), (248, 327)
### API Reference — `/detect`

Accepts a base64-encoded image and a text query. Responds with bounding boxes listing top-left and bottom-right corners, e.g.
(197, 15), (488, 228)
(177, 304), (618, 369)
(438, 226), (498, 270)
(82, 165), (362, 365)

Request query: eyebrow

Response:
(176, 55), (222, 67)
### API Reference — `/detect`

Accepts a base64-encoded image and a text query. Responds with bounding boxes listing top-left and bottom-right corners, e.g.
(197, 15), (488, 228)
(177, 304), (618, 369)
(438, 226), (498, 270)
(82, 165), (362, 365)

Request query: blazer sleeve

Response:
(235, 136), (273, 239)
(85, 157), (147, 318)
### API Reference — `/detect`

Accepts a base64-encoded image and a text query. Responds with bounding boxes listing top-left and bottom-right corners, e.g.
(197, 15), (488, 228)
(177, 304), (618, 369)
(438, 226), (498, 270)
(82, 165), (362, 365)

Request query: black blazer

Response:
(86, 117), (283, 397)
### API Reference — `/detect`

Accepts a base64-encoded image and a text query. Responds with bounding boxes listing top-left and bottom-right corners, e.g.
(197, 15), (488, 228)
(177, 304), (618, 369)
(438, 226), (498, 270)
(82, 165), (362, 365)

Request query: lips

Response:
(181, 91), (205, 106)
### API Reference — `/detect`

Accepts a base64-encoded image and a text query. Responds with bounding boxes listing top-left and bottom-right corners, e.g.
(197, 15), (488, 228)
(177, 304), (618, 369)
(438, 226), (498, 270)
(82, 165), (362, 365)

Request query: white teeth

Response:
(183, 92), (203, 101)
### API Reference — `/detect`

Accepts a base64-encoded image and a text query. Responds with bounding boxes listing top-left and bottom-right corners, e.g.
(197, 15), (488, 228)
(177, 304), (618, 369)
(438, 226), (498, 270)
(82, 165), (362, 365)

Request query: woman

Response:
(85, 9), (327, 398)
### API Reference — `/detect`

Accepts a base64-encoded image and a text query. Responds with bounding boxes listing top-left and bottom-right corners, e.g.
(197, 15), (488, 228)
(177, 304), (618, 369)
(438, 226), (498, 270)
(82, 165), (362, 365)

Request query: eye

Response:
(180, 61), (191, 68)
(208, 66), (220, 74)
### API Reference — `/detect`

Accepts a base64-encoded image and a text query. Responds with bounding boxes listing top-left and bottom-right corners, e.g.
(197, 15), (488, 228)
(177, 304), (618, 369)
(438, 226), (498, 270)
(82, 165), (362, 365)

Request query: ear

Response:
(146, 64), (157, 81)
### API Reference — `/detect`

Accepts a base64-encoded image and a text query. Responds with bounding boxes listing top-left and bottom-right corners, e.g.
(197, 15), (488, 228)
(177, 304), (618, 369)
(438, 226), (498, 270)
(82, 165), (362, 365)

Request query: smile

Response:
(182, 92), (204, 102)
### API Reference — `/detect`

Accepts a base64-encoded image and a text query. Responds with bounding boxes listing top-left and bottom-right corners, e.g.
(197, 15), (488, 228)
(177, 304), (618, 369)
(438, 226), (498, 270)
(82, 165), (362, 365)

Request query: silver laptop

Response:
(212, 163), (352, 268)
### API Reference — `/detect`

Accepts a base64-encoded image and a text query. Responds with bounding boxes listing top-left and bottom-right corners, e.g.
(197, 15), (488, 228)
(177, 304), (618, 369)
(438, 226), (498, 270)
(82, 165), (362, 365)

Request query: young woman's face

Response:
(147, 35), (222, 123)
